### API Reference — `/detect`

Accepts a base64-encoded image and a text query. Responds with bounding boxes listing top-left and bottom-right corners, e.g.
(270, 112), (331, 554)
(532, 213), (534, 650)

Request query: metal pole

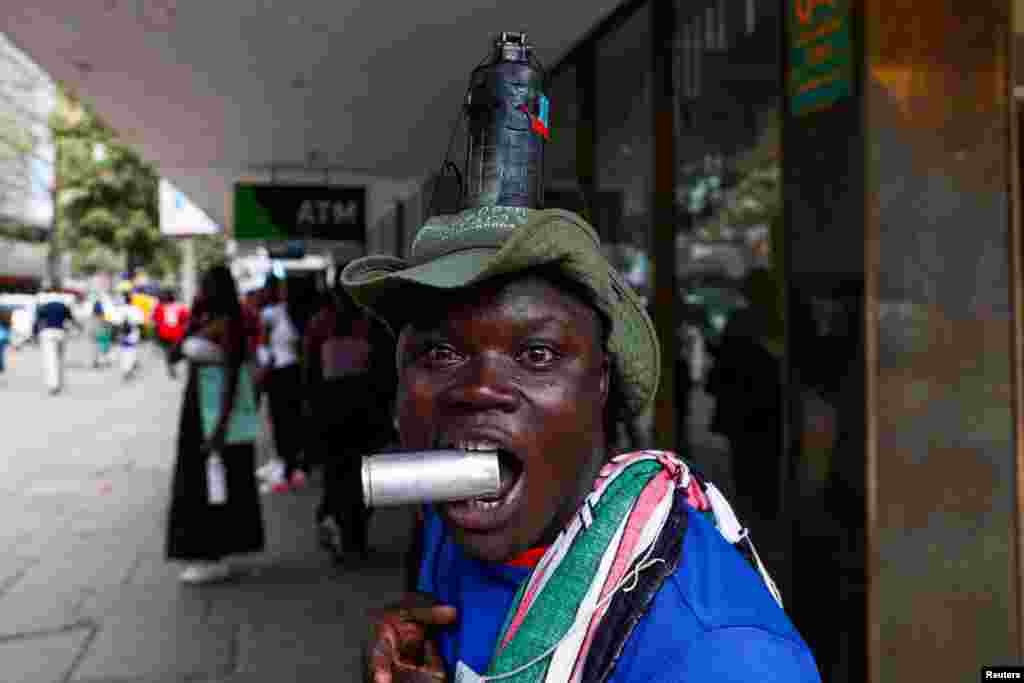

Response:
(180, 237), (197, 306)
(46, 133), (61, 289)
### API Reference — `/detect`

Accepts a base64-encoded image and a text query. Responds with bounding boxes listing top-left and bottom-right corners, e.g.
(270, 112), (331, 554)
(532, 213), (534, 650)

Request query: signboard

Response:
(232, 184), (366, 243)
(788, 0), (854, 116)
(159, 179), (221, 236)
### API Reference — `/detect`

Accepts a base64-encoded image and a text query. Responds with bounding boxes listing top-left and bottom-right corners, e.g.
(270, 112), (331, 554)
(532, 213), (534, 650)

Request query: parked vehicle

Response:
(0, 294), (37, 347)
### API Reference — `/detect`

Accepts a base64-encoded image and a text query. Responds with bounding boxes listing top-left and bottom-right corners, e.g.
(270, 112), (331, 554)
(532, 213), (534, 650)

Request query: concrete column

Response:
(863, 1), (1020, 678)
(783, 1), (1021, 680)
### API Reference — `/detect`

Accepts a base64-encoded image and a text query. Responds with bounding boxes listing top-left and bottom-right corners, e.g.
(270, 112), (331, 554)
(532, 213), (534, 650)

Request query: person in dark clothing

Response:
(36, 291), (80, 395)
(165, 264), (265, 584)
(705, 304), (783, 520)
(302, 283), (343, 471)
(313, 286), (397, 564)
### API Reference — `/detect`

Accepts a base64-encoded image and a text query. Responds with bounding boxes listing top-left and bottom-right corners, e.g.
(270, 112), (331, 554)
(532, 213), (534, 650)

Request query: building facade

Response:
(0, 32), (56, 291)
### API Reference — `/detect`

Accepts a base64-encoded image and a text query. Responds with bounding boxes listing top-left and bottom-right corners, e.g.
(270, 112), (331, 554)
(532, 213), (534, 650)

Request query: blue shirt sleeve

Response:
(664, 627), (822, 683)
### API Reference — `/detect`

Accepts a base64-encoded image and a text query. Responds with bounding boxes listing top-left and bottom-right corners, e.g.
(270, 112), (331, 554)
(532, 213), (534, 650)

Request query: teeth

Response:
(456, 441), (500, 452)
(467, 497), (503, 510)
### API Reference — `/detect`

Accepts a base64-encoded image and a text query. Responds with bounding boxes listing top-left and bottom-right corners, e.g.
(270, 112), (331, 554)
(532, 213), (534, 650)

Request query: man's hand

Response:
(366, 593), (457, 683)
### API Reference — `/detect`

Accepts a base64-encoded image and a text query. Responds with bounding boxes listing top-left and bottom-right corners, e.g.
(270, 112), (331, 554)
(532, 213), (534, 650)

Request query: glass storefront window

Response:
(544, 66), (582, 214)
(674, 0), (783, 504)
(671, 2), (863, 679)
(595, 5), (653, 301)
(538, 0), (864, 676)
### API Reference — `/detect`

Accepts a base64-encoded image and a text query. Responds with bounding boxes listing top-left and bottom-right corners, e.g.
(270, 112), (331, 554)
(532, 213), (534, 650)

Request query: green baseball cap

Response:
(340, 205), (659, 417)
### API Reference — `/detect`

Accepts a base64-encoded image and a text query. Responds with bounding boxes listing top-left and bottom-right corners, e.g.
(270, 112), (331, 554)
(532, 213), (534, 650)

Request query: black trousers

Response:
(317, 375), (395, 553)
(266, 364), (305, 477)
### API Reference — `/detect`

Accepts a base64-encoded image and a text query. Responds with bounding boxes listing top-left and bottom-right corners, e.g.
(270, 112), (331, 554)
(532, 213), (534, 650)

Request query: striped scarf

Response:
(468, 450), (781, 683)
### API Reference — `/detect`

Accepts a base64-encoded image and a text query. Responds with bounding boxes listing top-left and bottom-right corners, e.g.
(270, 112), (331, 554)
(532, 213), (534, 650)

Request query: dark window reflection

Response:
(544, 66), (583, 214)
(673, 0), (783, 525)
(595, 5), (653, 301)
(675, 2), (864, 680)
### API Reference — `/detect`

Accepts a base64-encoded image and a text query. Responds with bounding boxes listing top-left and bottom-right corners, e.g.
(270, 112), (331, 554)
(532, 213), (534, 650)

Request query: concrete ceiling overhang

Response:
(1, 1), (622, 227)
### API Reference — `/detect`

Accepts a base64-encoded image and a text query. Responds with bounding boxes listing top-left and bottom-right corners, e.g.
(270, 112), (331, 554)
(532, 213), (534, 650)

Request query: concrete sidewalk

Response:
(0, 339), (414, 683)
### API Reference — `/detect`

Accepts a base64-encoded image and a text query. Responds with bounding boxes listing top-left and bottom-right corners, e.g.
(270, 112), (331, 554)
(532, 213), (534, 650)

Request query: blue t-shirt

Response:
(417, 506), (821, 682)
(36, 300), (72, 330)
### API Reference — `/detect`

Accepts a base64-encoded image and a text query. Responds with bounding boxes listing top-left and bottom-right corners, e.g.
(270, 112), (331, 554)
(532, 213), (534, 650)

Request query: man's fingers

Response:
(367, 600), (456, 683)
(368, 624), (399, 683)
(422, 638), (445, 674)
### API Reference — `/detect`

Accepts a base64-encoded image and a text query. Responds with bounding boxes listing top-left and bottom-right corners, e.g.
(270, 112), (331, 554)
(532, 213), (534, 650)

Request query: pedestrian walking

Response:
(153, 290), (190, 378)
(0, 308), (11, 373)
(35, 288), (79, 395)
(259, 275), (309, 491)
(89, 299), (114, 368)
(118, 294), (145, 381)
(300, 284), (337, 472)
(307, 278), (397, 562)
(165, 264), (265, 585)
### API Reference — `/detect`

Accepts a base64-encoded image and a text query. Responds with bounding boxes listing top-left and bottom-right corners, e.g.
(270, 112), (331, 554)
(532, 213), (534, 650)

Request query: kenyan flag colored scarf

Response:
(465, 450), (782, 683)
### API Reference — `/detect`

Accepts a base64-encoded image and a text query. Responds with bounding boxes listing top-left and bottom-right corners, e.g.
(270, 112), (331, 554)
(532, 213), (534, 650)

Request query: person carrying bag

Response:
(165, 265), (266, 585)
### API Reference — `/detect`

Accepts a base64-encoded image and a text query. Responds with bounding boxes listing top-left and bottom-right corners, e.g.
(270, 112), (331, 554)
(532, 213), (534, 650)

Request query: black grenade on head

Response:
(461, 32), (548, 210)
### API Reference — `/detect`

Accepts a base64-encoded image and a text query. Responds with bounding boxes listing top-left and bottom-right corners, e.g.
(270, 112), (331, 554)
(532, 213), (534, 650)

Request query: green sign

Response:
(788, 0), (853, 116)
(232, 184), (366, 242)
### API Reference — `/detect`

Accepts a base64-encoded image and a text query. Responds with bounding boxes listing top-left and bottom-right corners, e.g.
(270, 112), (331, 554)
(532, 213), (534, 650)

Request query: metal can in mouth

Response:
(361, 449), (501, 508)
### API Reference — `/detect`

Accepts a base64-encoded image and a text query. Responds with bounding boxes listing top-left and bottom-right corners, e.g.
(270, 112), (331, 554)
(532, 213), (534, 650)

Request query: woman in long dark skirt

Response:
(165, 265), (265, 584)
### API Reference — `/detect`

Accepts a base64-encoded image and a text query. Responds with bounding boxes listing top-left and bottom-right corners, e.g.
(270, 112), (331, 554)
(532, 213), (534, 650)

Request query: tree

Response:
(52, 85), (181, 280)
(696, 117), (781, 243)
(194, 233), (227, 274)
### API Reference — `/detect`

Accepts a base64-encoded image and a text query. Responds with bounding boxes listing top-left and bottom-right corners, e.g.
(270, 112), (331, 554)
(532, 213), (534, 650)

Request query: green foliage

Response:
(0, 220), (46, 242)
(694, 117), (781, 242)
(194, 232), (227, 274)
(0, 110), (35, 158)
(52, 85), (182, 280)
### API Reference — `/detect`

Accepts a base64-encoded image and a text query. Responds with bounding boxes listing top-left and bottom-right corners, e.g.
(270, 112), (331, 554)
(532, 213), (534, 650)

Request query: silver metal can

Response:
(361, 449), (501, 507)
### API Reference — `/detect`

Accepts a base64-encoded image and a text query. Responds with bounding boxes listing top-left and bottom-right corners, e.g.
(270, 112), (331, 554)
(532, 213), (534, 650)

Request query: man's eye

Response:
(424, 344), (460, 365)
(520, 344), (557, 367)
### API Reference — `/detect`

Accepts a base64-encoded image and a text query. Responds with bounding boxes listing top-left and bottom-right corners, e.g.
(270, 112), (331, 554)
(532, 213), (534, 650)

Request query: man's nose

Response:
(444, 353), (519, 411)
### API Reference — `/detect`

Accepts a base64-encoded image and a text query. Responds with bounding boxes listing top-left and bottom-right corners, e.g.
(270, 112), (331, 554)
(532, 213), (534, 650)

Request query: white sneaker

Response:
(256, 460), (286, 484)
(179, 562), (231, 585)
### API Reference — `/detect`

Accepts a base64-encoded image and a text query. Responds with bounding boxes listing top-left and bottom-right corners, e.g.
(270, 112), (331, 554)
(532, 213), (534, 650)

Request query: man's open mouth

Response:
(439, 439), (525, 531)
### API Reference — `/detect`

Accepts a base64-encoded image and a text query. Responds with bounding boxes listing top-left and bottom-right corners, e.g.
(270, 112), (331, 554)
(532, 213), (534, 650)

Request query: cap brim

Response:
(338, 248), (499, 327)
(341, 209), (659, 417)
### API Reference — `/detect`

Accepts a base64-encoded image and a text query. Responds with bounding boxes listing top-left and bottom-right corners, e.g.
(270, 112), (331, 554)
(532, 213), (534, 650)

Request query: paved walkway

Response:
(0, 337), (414, 683)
